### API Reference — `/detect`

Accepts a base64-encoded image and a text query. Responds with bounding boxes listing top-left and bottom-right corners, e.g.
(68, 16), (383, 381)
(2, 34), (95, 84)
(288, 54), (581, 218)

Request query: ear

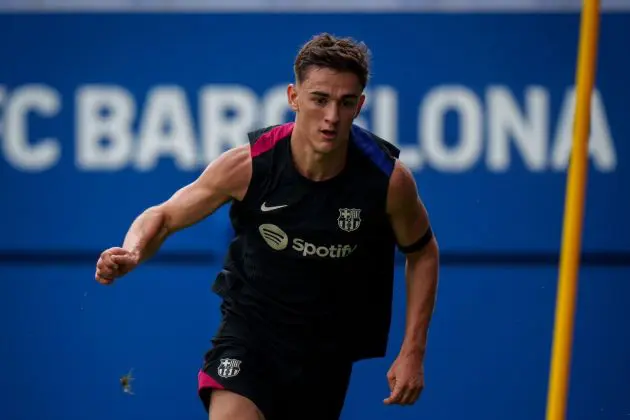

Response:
(354, 94), (366, 119)
(287, 84), (299, 112)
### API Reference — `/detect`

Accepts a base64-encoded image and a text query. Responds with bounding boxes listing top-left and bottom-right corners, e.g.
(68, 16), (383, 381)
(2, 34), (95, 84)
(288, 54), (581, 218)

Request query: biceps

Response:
(161, 181), (230, 233)
(391, 198), (430, 247)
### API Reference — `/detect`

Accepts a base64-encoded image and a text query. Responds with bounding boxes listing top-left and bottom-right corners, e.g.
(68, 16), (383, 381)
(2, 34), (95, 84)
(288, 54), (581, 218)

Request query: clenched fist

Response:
(95, 247), (140, 285)
(383, 349), (425, 406)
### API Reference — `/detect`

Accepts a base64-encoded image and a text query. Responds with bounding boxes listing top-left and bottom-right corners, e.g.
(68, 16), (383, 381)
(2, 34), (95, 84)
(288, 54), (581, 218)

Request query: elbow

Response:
(144, 205), (172, 235)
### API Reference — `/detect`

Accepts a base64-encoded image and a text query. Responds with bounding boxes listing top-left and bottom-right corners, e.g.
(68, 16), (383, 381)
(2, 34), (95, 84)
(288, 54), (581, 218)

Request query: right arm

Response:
(95, 144), (252, 283)
(123, 144), (252, 262)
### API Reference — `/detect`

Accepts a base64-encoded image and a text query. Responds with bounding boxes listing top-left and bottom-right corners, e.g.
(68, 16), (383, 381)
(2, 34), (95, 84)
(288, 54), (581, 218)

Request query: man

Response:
(95, 33), (439, 420)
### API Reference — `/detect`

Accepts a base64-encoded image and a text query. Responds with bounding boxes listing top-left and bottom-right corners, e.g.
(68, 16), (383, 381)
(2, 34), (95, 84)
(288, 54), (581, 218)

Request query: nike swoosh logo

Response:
(261, 202), (288, 212)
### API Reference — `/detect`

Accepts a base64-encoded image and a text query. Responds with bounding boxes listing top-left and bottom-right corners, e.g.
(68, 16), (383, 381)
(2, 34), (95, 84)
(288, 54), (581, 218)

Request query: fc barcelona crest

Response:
(217, 358), (241, 378)
(338, 208), (362, 232)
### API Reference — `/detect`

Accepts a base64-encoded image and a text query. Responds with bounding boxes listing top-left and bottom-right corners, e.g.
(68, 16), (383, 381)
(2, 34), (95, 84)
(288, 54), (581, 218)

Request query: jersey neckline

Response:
(285, 133), (354, 188)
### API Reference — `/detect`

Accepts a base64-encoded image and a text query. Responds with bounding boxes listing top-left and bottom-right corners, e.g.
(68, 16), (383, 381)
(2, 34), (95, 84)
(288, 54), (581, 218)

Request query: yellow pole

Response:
(546, 1), (601, 419)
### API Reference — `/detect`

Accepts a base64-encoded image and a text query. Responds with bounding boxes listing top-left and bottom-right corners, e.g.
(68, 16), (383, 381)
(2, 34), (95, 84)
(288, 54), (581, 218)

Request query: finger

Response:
(398, 383), (417, 405)
(383, 391), (402, 405)
(394, 383), (412, 405)
(101, 260), (119, 273)
(383, 384), (405, 405)
(386, 372), (395, 392)
(399, 386), (418, 405)
(96, 268), (114, 281)
(104, 253), (122, 270)
(96, 260), (118, 278)
(95, 265), (114, 279)
(106, 247), (129, 256)
(95, 273), (114, 285)
(111, 254), (135, 265)
(407, 387), (422, 405)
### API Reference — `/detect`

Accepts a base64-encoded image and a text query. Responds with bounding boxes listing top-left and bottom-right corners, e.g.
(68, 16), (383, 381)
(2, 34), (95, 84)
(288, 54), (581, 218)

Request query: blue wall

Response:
(1, 12), (628, 420)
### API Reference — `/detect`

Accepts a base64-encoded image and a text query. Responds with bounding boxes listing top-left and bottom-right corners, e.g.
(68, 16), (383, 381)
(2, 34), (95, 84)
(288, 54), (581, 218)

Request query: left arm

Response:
(383, 159), (439, 406)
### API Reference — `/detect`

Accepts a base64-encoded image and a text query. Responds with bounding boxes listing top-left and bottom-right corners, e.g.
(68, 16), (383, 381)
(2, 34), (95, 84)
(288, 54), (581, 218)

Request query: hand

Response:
(383, 348), (425, 406)
(95, 247), (140, 285)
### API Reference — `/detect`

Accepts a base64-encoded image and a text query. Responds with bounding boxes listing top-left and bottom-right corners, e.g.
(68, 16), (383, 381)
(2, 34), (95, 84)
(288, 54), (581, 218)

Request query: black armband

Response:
(397, 226), (434, 254)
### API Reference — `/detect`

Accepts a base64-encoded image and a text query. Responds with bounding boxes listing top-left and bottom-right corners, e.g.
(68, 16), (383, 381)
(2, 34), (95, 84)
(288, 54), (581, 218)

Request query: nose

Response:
(324, 102), (340, 125)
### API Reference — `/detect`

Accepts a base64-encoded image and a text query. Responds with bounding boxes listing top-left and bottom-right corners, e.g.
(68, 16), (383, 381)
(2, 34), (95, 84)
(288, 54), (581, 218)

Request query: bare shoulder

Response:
(152, 144), (252, 233)
(197, 143), (252, 201)
(386, 159), (420, 215)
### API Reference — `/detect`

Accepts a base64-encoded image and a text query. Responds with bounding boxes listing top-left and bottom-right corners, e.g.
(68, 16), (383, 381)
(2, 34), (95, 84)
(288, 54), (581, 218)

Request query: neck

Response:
(291, 125), (348, 182)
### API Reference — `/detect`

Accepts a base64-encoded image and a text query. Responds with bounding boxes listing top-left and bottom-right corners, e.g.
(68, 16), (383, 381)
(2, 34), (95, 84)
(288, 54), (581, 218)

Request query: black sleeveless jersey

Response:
(212, 122), (400, 362)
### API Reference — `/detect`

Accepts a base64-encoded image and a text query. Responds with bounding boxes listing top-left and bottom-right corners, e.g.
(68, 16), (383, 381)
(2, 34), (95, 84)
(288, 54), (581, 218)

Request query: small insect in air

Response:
(120, 369), (135, 395)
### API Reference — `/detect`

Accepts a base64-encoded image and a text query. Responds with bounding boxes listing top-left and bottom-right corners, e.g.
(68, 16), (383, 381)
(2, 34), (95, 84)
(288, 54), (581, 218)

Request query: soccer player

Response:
(95, 33), (439, 420)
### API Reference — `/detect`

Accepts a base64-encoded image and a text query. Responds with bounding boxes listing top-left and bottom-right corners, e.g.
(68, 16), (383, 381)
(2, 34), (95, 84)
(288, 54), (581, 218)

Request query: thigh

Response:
(209, 389), (266, 420)
(198, 340), (274, 419)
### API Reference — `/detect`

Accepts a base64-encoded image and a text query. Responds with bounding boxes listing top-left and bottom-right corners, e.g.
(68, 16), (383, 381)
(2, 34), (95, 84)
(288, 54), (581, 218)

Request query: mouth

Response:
(320, 129), (337, 139)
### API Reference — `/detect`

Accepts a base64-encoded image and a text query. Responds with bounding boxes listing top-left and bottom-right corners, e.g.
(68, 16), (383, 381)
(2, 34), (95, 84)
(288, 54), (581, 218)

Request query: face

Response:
(287, 66), (365, 154)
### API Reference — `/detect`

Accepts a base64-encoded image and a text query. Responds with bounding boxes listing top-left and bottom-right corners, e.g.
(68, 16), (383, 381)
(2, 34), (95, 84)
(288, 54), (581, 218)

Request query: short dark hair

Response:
(294, 33), (371, 89)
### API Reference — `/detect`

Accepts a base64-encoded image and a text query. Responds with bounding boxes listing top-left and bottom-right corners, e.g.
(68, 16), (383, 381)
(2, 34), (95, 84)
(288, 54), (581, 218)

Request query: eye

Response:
(314, 97), (327, 106)
(342, 99), (356, 108)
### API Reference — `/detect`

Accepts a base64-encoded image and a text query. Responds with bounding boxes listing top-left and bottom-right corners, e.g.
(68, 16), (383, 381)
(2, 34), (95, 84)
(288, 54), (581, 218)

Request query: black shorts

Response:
(197, 308), (353, 419)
